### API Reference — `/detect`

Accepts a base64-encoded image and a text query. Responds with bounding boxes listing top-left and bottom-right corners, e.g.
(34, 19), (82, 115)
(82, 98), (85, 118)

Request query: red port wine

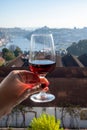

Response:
(29, 60), (56, 76)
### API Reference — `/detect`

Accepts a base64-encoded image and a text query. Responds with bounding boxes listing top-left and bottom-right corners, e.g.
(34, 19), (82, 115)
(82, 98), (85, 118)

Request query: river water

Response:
(0, 36), (71, 52)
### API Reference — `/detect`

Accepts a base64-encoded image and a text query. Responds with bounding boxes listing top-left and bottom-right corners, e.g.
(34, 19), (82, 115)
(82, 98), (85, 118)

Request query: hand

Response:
(0, 70), (49, 117)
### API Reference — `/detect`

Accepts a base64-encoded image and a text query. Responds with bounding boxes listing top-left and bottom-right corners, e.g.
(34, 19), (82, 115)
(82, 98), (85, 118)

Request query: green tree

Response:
(67, 39), (87, 56)
(4, 51), (15, 61)
(2, 48), (15, 61)
(2, 48), (9, 58)
(14, 47), (22, 57)
(0, 57), (5, 66)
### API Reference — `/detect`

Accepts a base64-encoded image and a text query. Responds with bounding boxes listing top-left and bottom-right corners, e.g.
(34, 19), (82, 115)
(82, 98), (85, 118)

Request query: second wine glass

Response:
(29, 34), (56, 103)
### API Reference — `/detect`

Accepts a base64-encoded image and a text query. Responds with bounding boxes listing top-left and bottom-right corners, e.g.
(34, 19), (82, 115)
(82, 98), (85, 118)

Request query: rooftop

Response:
(0, 53), (87, 107)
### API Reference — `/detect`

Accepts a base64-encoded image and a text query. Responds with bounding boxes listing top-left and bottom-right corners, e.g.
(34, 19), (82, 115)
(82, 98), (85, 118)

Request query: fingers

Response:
(40, 76), (49, 87)
(11, 70), (49, 86)
(18, 70), (49, 92)
(16, 70), (40, 84)
(16, 70), (49, 86)
(39, 77), (49, 92)
(11, 70), (49, 94)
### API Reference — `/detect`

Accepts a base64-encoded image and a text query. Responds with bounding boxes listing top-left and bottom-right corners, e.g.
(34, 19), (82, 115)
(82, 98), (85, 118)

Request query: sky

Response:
(0, 0), (87, 28)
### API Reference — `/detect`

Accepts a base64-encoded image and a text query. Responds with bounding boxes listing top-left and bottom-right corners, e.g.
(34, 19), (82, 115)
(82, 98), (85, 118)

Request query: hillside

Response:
(1, 26), (87, 51)
(27, 26), (87, 46)
(67, 39), (87, 56)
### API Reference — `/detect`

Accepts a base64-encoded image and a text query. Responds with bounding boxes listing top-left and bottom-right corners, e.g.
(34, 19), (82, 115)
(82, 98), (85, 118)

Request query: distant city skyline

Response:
(0, 0), (87, 28)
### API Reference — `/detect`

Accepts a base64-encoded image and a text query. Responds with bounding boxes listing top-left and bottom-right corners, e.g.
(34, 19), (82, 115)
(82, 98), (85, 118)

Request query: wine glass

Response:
(29, 34), (56, 103)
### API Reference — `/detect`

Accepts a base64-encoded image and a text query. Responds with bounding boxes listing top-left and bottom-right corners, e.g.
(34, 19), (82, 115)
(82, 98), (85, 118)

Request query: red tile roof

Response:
(0, 66), (87, 107)
(0, 54), (87, 107)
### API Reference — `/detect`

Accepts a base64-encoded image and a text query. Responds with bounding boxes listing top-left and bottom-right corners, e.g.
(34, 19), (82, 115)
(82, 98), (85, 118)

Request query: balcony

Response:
(0, 54), (87, 129)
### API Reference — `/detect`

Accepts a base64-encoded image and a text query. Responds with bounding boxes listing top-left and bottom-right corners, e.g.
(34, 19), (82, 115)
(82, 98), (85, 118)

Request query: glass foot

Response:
(30, 92), (55, 103)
